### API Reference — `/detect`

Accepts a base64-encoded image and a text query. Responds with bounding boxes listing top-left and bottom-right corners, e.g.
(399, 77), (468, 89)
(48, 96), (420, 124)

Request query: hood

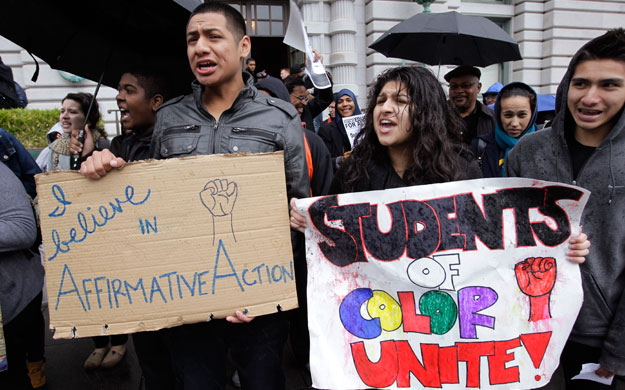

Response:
(242, 70), (254, 87)
(493, 82), (539, 135)
(484, 82), (503, 95)
(46, 122), (63, 145)
(255, 75), (290, 102)
(0, 62), (15, 85)
(553, 63), (625, 144)
(335, 89), (361, 121)
(0, 62), (19, 103)
(483, 82), (503, 104)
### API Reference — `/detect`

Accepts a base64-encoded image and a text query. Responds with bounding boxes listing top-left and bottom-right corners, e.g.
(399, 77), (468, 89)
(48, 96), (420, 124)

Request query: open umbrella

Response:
(369, 11), (521, 67)
(0, 0), (195, 97)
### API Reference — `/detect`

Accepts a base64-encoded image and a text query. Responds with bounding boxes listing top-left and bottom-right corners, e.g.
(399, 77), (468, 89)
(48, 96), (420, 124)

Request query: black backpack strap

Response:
(476, 138), (487, 167)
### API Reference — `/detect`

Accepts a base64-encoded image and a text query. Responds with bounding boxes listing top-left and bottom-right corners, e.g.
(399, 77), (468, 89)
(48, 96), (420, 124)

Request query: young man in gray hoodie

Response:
(506, 29), (625, 389)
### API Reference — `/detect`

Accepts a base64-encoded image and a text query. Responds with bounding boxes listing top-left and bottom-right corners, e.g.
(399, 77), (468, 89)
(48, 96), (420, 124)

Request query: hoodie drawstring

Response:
(608, 140), (617, 205)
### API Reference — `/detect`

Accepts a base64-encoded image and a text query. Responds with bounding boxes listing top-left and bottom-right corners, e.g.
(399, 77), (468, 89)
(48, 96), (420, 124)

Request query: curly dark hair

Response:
(342, 66), (465, 191)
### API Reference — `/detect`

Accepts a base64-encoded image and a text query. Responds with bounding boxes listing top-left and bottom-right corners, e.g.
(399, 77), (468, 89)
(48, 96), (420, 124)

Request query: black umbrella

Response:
(0, 0), (195, 97)
(369, 11), (521, 67)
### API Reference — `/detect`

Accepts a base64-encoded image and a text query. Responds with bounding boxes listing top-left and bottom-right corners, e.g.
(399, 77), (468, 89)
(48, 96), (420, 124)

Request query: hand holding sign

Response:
(515, 257), (557, 322)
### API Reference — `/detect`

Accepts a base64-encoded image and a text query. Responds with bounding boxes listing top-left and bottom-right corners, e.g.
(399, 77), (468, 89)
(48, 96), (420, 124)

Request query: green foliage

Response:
(0, 108), (61, 148)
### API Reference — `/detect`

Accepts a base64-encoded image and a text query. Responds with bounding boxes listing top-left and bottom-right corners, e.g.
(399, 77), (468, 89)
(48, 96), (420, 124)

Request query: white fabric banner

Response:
(295, 178), (588, 389)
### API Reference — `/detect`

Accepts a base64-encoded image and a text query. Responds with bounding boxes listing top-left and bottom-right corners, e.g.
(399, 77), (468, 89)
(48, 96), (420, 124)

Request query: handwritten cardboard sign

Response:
(295, 178), (588, 389)
(36, 152), (297, 339)
(342, 114), (366, 148)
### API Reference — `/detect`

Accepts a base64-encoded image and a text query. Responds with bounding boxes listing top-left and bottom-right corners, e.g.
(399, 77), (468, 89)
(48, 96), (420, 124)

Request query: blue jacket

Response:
(0, 128), (41, 198)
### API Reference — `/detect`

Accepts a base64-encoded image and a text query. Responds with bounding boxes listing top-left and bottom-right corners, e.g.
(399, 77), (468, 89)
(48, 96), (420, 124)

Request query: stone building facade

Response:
(1, 0), (624, 135)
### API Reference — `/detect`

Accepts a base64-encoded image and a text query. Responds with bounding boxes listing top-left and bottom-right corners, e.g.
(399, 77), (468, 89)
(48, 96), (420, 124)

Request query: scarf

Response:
(494, 124), (536, 176)
(49, 133), (71, 170)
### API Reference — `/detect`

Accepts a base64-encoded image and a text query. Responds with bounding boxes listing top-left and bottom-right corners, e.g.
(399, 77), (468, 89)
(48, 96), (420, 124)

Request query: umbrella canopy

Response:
(0, 0), (195, 96)
(369, 11), (521, 67)
(537, 94), (556, 113)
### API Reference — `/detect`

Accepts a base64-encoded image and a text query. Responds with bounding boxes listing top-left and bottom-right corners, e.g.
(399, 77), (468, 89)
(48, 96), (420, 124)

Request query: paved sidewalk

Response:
(42, 305), (313, 390)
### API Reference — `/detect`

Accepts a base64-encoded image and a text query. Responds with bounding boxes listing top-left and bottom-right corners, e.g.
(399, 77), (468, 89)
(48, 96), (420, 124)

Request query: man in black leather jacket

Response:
(81, 3), (308, 389)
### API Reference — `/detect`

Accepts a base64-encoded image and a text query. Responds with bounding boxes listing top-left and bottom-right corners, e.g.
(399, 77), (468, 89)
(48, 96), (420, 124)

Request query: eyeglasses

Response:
(449, 82), (477, 91)
(291, 94), (308, 103)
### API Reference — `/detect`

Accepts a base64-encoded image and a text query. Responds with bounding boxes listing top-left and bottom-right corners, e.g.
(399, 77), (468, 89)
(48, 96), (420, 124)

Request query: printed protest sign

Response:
(295, 178), (588, 389)
(283, 0), (331, 88)
(36, 152), (297, 339)
(342, 114), (366, 148)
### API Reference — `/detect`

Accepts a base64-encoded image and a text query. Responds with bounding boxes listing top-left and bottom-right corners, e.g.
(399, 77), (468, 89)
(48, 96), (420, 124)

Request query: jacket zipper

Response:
(165, 124), (200, 134)
(212, 122), (218, 154)
(231, 127), (277, 142)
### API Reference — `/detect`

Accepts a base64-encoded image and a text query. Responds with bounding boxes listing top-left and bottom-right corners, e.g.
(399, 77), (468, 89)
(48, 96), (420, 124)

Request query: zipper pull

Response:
(232, 127), (245, 133)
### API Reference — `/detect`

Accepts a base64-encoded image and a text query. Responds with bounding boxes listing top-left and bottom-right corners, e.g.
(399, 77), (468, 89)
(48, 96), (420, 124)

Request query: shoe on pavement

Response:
(26, 360), (47, 388)
(101, 344), (126, 369)
(84, 347), (109, 370)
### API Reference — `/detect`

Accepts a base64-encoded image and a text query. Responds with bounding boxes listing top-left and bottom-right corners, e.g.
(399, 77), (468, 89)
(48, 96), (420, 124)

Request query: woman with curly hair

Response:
(290, 65), (481, 224)
(328, 65), (480, 195)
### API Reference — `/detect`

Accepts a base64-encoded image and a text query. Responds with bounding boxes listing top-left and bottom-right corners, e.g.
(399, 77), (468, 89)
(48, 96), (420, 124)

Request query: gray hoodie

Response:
(506, 66), (625, 374)
(0, 163), (44, 324)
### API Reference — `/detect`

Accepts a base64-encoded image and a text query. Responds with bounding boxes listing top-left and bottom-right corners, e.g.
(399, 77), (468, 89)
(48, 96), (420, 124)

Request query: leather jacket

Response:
(151, 81), (309, 200)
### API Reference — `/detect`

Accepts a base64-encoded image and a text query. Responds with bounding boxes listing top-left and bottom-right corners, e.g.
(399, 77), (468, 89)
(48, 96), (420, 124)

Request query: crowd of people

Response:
(1, 2), (624, 389)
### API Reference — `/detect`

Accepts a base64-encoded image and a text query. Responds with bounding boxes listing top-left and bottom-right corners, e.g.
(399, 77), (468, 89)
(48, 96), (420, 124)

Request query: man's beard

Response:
(455, 100), (473, 114)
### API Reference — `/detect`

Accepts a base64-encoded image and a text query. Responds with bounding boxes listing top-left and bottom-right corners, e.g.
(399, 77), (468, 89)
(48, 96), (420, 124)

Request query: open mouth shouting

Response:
(119, 107), (129, 122)
(197, 60), (217, 76)
(378, 118), (397, 133)
(61, 121), (74, 131)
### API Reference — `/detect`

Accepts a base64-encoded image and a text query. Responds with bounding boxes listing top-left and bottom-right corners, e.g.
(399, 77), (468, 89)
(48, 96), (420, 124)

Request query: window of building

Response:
(229, 2), (286, 37)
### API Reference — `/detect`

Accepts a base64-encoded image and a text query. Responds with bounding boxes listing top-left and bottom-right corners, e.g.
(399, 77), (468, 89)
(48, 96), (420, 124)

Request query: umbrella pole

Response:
(70, 71), (105, 170)
(437, 58), (441, 79)
(436, 36), (443, 79)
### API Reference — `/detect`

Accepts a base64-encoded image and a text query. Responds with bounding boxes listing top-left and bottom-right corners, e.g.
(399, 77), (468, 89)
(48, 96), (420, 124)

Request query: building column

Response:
(327, 0), (359, 96)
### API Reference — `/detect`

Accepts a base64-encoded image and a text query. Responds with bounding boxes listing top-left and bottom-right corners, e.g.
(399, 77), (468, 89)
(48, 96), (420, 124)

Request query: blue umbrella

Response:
(537, 94), (555, 113)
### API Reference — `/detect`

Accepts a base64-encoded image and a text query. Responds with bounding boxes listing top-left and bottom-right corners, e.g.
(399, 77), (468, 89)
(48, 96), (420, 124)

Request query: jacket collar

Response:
(191, 79), (257, 117)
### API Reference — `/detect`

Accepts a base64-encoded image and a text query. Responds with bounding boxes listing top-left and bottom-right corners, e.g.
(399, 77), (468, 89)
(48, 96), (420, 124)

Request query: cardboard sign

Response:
(342, 114), (366, 148)
(295, 178), (588, 390)
(36, 152), (297, 339)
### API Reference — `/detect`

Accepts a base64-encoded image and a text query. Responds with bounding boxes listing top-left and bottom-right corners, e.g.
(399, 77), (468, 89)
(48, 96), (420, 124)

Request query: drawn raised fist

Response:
(515, 257), (557, 321)
(200, 179), (238, 217)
